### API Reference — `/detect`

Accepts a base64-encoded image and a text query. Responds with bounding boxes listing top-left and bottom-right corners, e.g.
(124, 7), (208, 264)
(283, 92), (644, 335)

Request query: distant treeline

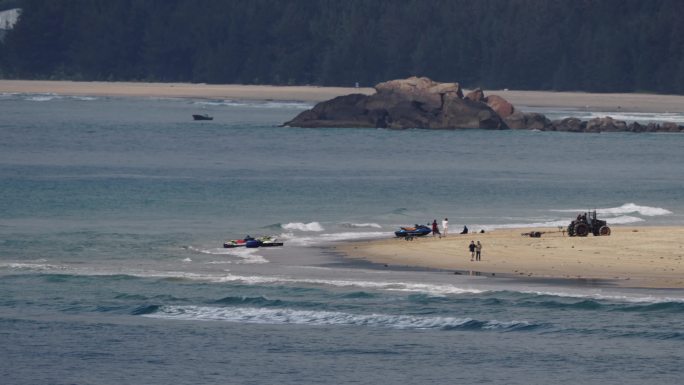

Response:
(1, 0), (683, 93)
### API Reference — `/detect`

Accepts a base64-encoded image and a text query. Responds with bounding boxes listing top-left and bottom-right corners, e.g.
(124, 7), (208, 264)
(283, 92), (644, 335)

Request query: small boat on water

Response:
(193, 114), (213, 121)
(394, 225), (432, 238)
(223, 235), (284, 248)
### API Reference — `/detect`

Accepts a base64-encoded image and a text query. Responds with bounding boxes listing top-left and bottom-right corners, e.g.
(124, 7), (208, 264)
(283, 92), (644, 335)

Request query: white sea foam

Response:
(281, 222), (324, 232)
(519, 289), (684, 304)
(584, 112), (684, 124)
(340, 222), (383, 229)
(280, 231), (390, 246)
(182, 258), (192, 263)
(189, 246), (269, 264)
(552, 203), (672, 217)
(70, 96), (98, 101)
(0, 262), (67, 271)
(26, 94), (61, 102)
(15, 93), (99, 102)
(144, 305), (530, 330)
(193, 100), (312, 110)
(210, 273), (485, 296)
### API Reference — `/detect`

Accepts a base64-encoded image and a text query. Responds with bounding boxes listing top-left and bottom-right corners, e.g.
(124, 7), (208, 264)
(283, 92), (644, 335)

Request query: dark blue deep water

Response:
(1, 93), (683, 384)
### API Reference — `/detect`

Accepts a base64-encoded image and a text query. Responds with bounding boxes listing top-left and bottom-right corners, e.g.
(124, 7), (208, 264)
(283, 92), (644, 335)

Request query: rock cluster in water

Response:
(284, 77), (684, 133)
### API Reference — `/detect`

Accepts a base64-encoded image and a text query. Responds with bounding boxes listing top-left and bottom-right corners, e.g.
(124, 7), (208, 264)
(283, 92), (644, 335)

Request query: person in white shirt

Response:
(442, 218), (449, 237)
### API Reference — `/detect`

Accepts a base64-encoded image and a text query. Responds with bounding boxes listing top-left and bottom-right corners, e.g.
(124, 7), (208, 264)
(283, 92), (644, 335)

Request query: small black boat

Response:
(192, 114), (213, 121)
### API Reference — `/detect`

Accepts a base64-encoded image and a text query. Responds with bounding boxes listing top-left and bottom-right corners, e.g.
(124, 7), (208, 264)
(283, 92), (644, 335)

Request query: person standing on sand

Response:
(469, 241), (476, 261)
(442, 218), (449, 237)
(432, 219), (441, 238)
(476, 241), (482, 261)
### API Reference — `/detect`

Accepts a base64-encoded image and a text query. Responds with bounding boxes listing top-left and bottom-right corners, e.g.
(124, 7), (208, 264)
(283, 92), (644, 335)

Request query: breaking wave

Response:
(552, 203), (672, 217)
(340, 222), (382, 229)
(281, 222), (324, 232)
(143, 305), (540, 331)
(186, 246), (269, 264)
(280, 231), (389, 246)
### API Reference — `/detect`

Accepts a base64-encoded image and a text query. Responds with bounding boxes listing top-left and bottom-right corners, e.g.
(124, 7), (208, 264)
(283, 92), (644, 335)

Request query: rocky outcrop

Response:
(285, 77), (508, 130)
(284, 76), (684, 133)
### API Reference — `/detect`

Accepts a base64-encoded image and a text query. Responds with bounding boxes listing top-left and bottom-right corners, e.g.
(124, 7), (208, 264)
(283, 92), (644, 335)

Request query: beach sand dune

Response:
(336, 227), (684, 288)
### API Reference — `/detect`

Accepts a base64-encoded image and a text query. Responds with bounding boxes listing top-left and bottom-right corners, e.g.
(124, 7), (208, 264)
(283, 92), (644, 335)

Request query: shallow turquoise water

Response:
(1, 94), (683, 384)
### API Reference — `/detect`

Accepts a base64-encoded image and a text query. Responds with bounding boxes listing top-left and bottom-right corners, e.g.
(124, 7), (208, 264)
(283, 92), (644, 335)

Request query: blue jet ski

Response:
(394, 225), (432, 238)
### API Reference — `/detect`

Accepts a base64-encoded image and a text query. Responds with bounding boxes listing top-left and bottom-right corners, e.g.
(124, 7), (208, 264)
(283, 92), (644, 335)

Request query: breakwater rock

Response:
(284, 77), (684, 133)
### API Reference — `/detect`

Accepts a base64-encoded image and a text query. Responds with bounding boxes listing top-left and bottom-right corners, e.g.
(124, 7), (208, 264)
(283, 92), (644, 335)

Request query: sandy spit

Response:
(335, 227), (684, 289)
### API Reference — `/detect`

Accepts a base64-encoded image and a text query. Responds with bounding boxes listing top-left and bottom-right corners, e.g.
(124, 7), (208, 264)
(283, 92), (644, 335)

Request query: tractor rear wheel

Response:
(599, 226), (611, 236)
(574, 223), (589, 237)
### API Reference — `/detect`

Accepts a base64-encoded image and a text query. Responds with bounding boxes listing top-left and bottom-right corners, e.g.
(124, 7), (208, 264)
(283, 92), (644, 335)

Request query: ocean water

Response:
(1, 93), (683, 384)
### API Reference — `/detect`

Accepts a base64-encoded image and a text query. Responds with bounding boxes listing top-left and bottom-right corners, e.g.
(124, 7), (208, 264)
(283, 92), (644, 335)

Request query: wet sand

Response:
(2, 80), (684, 112)
(335, 227), (684, 288)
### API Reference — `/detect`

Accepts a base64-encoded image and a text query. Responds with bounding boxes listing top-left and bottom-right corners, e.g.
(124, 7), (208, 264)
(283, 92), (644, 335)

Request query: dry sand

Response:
(336, 227), (684, 288)
(2, 80), (684, 112)
(0, 80), (374, 102)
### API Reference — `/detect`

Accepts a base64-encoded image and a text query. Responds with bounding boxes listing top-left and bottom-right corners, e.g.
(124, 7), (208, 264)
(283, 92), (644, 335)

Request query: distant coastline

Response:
(2, 79), (684, 113)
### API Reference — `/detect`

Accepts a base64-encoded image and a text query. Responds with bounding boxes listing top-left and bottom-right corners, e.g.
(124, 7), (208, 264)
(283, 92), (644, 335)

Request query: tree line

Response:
(1, 0), (683, 94)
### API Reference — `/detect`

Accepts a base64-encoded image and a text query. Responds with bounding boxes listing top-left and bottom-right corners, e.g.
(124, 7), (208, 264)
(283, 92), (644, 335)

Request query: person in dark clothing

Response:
(461, 225), (469, 234)
(469, 241), (476, 261)
(431, 219), (441, 238)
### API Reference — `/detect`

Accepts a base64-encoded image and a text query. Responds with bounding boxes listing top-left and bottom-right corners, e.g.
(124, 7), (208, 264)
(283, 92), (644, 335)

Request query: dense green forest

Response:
(1, 0), (683, 93)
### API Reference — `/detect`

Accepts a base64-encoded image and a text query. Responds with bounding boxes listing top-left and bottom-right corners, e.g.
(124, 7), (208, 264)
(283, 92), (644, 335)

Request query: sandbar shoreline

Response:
(334, 226), (684, 289)
(3, 79), (684, 113)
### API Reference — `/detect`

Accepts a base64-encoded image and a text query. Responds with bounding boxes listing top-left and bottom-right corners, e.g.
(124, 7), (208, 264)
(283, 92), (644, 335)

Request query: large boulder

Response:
(484, 94), (515, 118)
(284, 94), (375, 128)
(440, 94), (507, 130)
(464, 88), (485, 102)
(285, 76), (506, 129)
(375, 76), (464, 105)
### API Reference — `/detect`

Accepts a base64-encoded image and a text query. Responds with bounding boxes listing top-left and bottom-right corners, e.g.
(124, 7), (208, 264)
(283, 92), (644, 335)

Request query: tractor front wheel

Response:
(599, 226), (611, 236)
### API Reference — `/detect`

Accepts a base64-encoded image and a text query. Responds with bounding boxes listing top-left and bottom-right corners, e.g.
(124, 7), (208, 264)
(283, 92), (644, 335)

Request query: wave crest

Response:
(281, 222), (324, 232)
(144, 305), (540, 331)
(340, 222), (382, 229)
(552, 203), (672, 217)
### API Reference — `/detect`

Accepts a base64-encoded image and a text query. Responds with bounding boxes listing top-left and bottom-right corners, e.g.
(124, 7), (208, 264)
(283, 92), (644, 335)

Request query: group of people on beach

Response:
(469, 240), (482, 261)
(428, 218), (483, 261)
(430, 218), (468, 238)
